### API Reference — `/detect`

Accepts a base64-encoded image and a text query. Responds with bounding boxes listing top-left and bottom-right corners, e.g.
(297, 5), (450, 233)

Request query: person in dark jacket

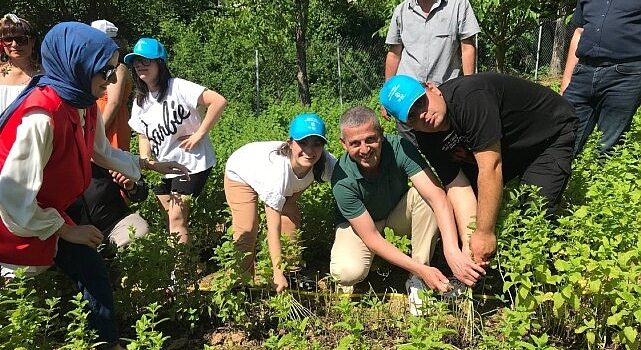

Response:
(561, 0), (641, 156)
(66, 163), (149, 248)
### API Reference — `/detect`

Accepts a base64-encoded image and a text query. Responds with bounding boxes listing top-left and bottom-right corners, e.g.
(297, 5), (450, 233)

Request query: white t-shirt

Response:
(129, 78), (216, 178)
(225, 141), (337, 212)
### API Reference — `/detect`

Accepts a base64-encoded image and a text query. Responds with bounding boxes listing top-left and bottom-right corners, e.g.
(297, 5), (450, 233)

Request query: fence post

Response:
(475, 34), (478, 74)
(255, 48), (260, 114)
(534, 24), (542, 81)
(336, 39), (343, 107)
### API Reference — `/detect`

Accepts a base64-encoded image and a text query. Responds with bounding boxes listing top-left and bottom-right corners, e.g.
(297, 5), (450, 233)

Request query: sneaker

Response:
(406, 274), (427, 316)
(441, 277), (467, 299)
(336, 284), (354, 295)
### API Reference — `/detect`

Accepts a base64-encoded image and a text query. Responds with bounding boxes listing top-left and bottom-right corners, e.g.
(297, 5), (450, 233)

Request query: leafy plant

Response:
(59, 293), (99, 350)
(124, 303), (170, 350)
(207, 228), (251, 326)
(0, 268), (59, 349)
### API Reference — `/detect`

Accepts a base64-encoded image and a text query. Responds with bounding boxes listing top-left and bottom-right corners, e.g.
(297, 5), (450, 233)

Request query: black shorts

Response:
(153, 167), (212, 198)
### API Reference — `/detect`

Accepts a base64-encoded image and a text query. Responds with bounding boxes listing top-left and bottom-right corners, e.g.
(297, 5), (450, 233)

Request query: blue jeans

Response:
(54, 239), (118, 346)
(563, 60), (641, 156)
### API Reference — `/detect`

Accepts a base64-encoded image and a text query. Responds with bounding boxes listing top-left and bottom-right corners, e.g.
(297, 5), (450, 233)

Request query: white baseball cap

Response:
(90, 19), (118, 38)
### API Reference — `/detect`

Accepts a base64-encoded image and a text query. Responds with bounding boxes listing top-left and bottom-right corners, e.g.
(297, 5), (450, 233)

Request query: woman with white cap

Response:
(90, 19), (133, 150)
(125, 37), (227, 244)
(224, 113), (336, 292)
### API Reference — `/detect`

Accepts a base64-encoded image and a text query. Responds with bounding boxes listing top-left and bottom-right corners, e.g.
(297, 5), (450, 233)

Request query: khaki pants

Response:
(109, 212), (149, 247)
(224, 175), (301, 274)
(330, 187), (439, 286)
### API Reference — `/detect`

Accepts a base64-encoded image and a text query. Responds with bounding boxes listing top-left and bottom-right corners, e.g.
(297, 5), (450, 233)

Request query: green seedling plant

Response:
(124, 302), (170, 350)
(384, 227), (411, 255)
(263, 297), (313, 350)
(0, 268), (60, 350)
(59, 293), (100, 350)
(208, 228), (250, 327)
(399, 289), (456, 350)
(333, 296), (366, 350)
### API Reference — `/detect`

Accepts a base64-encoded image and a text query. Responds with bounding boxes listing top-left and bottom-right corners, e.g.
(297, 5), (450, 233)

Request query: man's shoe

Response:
(406, 274), (427, 316)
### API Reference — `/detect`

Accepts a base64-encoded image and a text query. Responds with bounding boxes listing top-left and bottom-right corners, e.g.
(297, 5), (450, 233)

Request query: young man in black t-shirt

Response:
(380, 73), (577, 264)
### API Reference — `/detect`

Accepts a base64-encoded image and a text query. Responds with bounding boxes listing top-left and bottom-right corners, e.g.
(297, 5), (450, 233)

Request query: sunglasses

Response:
(132, 57), (152, 66)
(1, 35), (29, 46)
(98, 64), (119, 81)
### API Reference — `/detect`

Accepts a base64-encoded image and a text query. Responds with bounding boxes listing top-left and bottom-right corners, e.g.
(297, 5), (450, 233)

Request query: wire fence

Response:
(247, 18), (575, 112)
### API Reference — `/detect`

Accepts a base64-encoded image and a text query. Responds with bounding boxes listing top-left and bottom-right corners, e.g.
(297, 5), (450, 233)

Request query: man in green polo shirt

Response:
(330, 106), (485, 313)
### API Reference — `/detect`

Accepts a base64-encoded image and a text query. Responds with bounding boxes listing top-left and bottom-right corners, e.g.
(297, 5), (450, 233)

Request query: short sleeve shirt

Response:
(415, 73), (577, 185)
(225, 141), (337, 212)
(129, 78), (216, 178)
(572, 0), (641, 60)
(385, 0), (480, 84)
(332, 135), (427, 224)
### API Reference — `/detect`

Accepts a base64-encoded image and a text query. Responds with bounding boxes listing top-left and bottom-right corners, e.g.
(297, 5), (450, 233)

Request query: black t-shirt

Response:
(415, 73), (576, 186)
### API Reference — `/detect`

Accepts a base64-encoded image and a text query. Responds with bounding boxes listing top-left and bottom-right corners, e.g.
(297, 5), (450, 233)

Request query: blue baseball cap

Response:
(379, 75), (426, 123)
(289, 113), (327, 142)
(124, 38), (168, 64)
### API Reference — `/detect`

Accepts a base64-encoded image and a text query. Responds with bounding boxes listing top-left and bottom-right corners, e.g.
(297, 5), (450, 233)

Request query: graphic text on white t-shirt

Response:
(142, 100), (191, 156)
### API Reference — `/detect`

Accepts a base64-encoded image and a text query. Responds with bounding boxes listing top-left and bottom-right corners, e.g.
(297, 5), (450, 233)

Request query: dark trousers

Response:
(519, 124), (576, 215)
(463, 124), (576, 216)
(54, 239), (118, 345)
(563, 60), (641, 156)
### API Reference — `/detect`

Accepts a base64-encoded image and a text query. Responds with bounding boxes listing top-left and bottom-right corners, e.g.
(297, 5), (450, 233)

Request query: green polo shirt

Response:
(332, 134), (428, 224)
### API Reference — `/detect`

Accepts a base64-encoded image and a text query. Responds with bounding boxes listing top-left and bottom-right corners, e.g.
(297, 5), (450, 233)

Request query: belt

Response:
(579, 56), (641, 67)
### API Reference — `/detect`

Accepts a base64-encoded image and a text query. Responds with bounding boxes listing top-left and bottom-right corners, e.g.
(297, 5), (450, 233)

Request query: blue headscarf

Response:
(0, 22), (118, 129)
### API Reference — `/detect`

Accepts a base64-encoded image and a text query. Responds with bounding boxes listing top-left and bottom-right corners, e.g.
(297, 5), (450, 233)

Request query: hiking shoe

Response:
(406, 274), (427, 316)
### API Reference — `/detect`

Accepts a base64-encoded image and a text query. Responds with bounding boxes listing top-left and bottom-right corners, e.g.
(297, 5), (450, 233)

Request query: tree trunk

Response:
(495, 44), (507, 73)
(293, 0), (311, 106)
(549, 17), (567, 76)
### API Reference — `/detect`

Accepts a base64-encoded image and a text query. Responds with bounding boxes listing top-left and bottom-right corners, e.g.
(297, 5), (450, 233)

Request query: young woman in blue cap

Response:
(224, 113), (336, 292)
(0, 22), (187, 350)
(124, 38), (227, 244)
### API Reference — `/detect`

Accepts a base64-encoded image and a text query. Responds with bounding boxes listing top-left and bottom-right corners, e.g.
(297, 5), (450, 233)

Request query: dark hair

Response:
(0, 14), (40, 69)
(339, 106), (383, 137)
(407, 95), (427, 123)
(276, 138), (328, 182)
(131, 58), (172, 107)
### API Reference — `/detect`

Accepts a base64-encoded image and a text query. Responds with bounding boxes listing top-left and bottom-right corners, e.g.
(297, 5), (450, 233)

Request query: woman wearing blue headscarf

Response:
(0, 22), (187, 349)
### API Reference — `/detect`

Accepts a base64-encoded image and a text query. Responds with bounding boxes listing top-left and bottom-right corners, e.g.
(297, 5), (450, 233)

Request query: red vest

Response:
(0, 86), (96, 266)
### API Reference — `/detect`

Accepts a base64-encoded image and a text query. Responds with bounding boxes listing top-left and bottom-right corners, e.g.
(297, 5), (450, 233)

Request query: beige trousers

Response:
(329, 187), (440, 286)
(109, 212), (149, 247)
(224, 175), (301, 274)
